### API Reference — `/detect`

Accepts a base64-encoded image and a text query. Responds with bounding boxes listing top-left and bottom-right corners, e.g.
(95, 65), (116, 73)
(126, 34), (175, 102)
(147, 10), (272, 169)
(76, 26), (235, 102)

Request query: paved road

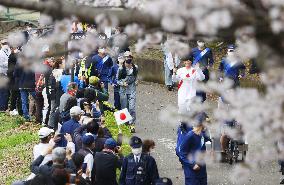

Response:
(122, 81), (282, 185)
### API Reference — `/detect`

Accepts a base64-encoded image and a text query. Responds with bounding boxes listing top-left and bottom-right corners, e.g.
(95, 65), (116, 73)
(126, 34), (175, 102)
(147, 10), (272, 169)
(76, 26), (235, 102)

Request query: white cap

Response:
(38, 127), (54, 139)
(124, 51), (132, 57)
(70, 106), (84, 116)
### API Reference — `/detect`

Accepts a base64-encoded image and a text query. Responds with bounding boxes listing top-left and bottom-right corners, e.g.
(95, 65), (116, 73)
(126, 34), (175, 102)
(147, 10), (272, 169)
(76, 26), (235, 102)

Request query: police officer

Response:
(119, 136), (159, 185)
(117, 52), (138, 133)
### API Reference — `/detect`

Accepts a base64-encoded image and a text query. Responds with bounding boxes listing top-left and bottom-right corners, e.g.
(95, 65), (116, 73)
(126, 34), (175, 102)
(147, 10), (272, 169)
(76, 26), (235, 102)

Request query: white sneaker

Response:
(10, 109), (19, 116)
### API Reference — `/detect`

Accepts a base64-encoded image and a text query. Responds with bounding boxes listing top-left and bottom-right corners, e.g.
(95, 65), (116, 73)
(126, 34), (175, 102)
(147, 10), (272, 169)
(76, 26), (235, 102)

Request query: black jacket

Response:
(119, 153), (159, 185)
(14, 62), (35, 89)
(94, 150), (123, 185)
(7, 53), (18, 89)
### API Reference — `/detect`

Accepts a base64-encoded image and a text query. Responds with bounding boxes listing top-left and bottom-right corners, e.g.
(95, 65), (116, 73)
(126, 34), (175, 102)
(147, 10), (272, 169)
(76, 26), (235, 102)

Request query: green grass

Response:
(0, 131), (38, 150)
(0, 113), (38, 185)
(0, 114), (22, 133)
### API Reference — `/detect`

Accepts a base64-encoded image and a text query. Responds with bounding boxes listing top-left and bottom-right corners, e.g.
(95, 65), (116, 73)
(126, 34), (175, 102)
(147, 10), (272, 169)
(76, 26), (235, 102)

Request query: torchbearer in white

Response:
(172, 55), (205, 114)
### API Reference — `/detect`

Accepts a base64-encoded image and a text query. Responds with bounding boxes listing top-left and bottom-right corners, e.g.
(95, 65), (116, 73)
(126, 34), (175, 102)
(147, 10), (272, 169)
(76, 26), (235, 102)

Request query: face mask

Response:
(197, 42), (205, 48)
(78, 52), (83, 58)
(132, 147), (142, 156)
(227, 51), (234, 57)
(99, 48), (106, 54)
(77, 24), (83, 32)
(125, 60), (132, 64)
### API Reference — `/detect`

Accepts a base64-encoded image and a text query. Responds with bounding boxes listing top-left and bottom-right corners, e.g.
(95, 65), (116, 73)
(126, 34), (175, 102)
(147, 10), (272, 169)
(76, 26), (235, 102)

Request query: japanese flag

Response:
(114, 108), (133, 125)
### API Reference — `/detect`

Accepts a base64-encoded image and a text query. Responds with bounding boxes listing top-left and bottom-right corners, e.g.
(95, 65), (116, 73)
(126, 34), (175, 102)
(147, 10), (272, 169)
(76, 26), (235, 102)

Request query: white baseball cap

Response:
(38, 127), (54, 139)
(124, 51), (132, 57)
(70, 106), (84, 116)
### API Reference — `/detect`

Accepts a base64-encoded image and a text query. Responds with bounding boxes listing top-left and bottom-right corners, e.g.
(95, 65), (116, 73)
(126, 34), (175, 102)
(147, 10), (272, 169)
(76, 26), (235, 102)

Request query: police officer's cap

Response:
(155, 177), (173, 185)
(129, 136), (142, 148)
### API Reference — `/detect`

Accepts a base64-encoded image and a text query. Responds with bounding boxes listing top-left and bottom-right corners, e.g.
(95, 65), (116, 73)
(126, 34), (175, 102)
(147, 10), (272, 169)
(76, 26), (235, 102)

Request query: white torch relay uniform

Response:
(172, 66), (205, 113)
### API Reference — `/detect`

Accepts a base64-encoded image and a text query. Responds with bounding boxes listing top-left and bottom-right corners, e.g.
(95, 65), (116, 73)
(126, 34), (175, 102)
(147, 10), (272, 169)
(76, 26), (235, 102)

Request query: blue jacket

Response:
(219, 58), (245, 86)
(179, 130), (211, 178)
(60, 75), (82, 93)
(59, 118), (81, 147)
(190, 47), (214, 68)
(176, 123), (193, 158)
(92, 54), (113, 82)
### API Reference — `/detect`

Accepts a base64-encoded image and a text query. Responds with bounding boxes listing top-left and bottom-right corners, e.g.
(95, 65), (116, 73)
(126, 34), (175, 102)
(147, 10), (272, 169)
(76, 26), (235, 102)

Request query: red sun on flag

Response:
(120, 113), (126, 120)
(114, 108), (133, 125)
(186, 73), (190, 78)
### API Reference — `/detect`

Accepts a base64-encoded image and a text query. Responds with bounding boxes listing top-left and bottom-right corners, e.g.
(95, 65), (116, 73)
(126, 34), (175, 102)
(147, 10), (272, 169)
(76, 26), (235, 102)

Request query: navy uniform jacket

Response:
(119, 153), (159, 185)
(190, 47), (214, 69)
(179, 130), (211, 178)
(109, 63), (120, 92)
(92, 54), (113, 82)
(58, 118), (80, 147)
(176, 123), (193, 158)
(219, 58), (245, 87)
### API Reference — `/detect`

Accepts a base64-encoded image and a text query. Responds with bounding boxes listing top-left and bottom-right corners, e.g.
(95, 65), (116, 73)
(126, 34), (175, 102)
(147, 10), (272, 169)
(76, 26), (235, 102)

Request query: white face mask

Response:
(78, 52), (83, 58)
(132, 147), (142, 156)
(197, 41), (205, 48)
(227, 51), (234, 57)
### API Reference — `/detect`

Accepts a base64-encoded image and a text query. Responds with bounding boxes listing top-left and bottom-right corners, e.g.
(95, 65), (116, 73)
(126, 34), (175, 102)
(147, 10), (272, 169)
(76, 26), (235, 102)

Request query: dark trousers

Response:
(114, 91), (121, 110)
(184, 166), (207, 185)
(44, 94), (51, 125)
(196, 68), (209, 103)
(9, 89), (22, 115)
(35, 94), (44, 123)
(48, 99), (60, 129)
(0, 87), (9, 111)
(185, 177), (207, 185)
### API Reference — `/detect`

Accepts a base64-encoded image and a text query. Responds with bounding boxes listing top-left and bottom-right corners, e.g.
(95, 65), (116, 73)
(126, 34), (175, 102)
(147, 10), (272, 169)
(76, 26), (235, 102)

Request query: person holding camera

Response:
(94, 138), (123, 185)
(117, 52), (138, 133)
(84, 76), (109, 114)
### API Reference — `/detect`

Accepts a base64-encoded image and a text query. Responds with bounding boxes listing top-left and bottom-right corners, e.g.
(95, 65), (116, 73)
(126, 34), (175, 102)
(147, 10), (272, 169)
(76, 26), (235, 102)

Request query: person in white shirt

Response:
(172, 56), (205, 114)
(162, 45), (180, 91)
(33, 127), (54, 165)
(27, 127), (75, 180)
(78, 133), (96, 181)
(26, 127), (54, 180)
